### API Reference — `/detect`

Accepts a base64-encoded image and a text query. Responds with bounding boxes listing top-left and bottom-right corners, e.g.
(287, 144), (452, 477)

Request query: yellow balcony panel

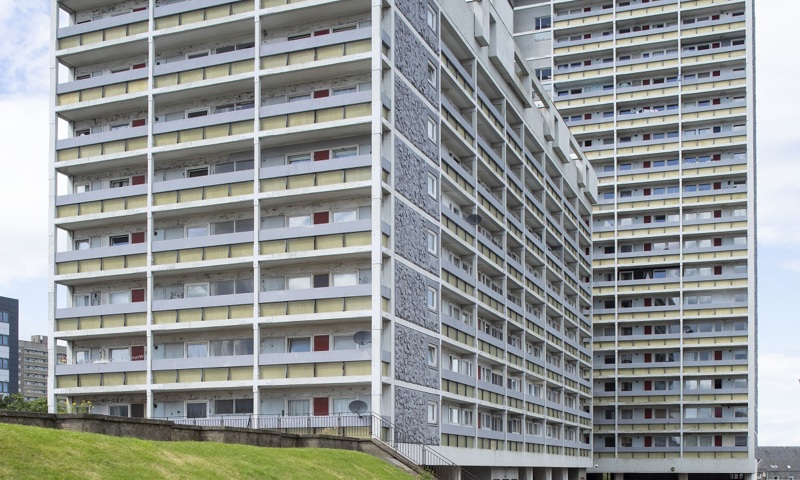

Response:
(57, 261), (78, 275)
(153, 310), (177, 324)
(344, 361), (370, 376)
(58, 36), (81, 50)
(683, 107), (747, 123)
(178, 309), (203, 322)
(616, 31), (679, 47)
(153, 370), (177, 384)
(102, 315), (125, 328)
(616, 59), (679, 75)
(178, 128), (204, 143)
(103, 372), (125, 386)
(554, 66), (614, 83)
(554, 40), (614, 56)
(682, 78), (746, 94)
(57, 375), (79, 388)
(230, 366), (251, 381)
(204, 367), (229, 381)
(617, 142), (680, 157)
(260, 240), (286, 254)
(125, 371), (146, 385)
(317, 363), (343, 377)
(204, 124), (231, 139)
(56, 318), (79, 331)
(80, 373), (102, 387)
(683, 135), (747, 150)
(287, 364), (314, 378)
(682, 50), (746, 66)
(616, 114), (680, 129)
(102, 256), (125, 270)
(553, 13), (613, 29)
(178, 188), (204, 203)
(345, 296), (370, 311)
(260, 365), (285, 379)
(125, 312), (146, 326)
(178, 368), (203, 382)
(229, 243), (252, 257)
(229, 304), (252, 319)
(260, 302), (286, 316)
(287, 300), (314, 315)
(345, 39), (371, 55)
(317, 44), (344, 60)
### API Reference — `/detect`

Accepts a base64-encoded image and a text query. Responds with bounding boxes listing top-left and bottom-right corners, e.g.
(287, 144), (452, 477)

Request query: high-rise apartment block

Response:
(19, 336), (66, 401)
(48, 0), (598, 478)
(0, 297), (19, 396)
(514, 0), (756, 479)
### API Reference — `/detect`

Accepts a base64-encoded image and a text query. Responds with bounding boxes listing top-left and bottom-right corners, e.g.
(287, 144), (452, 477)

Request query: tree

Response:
(0, 394), (49, 413)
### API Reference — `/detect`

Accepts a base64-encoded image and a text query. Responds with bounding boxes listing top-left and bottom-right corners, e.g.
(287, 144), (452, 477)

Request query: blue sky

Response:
(0, 0), (797, 445)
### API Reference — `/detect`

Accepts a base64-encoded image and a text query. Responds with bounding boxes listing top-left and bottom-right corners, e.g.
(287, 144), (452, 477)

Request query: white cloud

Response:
(757, 353), (800, 445)
(0, 1), (50, 96)
(0, 96), (50, 289)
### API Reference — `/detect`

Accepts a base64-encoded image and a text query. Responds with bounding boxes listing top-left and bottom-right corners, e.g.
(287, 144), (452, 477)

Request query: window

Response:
(287, 399), (310, 416)
(187, 167), (209, 178)
(109, 405), (129, 417)
(427, 117), (436, 141)
(110, 178), (129, 188)
(427, 173), (437, 198)
(332, 147), (357, 158)
(427, 62), (436, 86)
(186, 108), (209, 119)
(186, 283), (209, 298)
(186, 343), (208, 358)
(426, 5), (436, 32)
(287, 275), (311, 290)
(427, 230), (438, 255)
(109, 234), (129, 246)
(427, 345), (437, 367)
(288, 338), (311, 353)
(332, 272), (357, 286)
(186, 225), (208, 238)
(534, 15), (552, 30)
(426, 286), (437, 311)
(109, 291), (129, 304)
(427, 401), (438, 423)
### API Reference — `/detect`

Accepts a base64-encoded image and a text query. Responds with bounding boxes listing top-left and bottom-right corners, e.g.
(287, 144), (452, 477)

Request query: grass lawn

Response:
(0, 423), (417, 480)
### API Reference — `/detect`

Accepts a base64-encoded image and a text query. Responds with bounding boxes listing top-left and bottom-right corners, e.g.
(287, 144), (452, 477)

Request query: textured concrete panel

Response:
(394, 386), (439, 445)
(395, 19), (438, 106)
(395, 0), (439, 52)
(394, 201), (438, 274)
(394, 80), (438, 162)
(394, 262), (439, 332)
(394, 324), (439, 389)
(395, 140), (439, 218)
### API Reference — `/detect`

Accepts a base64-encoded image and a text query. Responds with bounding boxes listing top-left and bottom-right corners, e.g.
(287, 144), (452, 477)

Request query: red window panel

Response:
(314, 150), (330, 161)
(133, 7), (146, 11)
(313, 335), (330, 352)
(643, 188), (651, 196)
(644, 437), (652, 447)
(712, 42), (721, 48)
(712, 154), (721, 161)
(715, 407), (723, 418)
(713, 98), (721, 105)
(643, 79), (651, 86)
(644, 298), (652, 307)
(711, 14), (720, 20)
(712, 70), (721, 77)
(131, 175), (146, 185)
(714, 210), (722, 218)
(584, 60), (591, 66)
(131, 345), (145, 361)
(642, 25), (650, 30)
(644, 353), (652, 363)
(644, 409), (652, 419)
(584, 113), (592, 120)
(131, 289), (145, 303)
(132, 62), (146, 69)
(644, 243), (652, 252)
(644, 326), (652, 335)
(583, 33), (591, 39)
(131, 118), (146, 127)
(714, 266), (722, 275)
(714, 351), (722, 361)
(644, 216), (652, 224)
(131, 232), (145, 244)
(714, 238), (722, 247)
(313, 211), (330, 224)
(715, 435), (722, 447)
(643, 161), (651, 168)
(313, 397), (329, 416)
(314, 29), (330, 36)
(644, 381), (652, 391)
(643, 134), (651, 141)
(313, 90), (330, 99)
(713, 182), (722, 190)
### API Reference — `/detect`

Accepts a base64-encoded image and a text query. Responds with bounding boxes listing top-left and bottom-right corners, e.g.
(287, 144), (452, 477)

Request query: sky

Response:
(0, 0), (797, 445)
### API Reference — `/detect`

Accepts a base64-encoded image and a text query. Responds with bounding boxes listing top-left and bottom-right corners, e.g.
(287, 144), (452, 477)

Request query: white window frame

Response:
(427, 401), (438, 424)
(426, 230), (438, 255)
(186, 282), (210, 298)
(186, 107), (210, 119)
(426, 286), (437, 311)
(186, 166), (210, 178)
(426, 116), (437, 141)
(426, 172), (437, 198)
(427, 344), (438, 367)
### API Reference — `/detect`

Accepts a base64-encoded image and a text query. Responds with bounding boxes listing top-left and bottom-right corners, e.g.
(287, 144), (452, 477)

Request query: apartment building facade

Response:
(48, 0), (598, 477)
(0, 297), (19, 396)
(513, 0), (757, 479)
(19, 336), (67, 401)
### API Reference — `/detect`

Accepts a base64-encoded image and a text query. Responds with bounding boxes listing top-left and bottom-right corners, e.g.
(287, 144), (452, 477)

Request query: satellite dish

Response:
(353, 331), (372, 346)
(348, 400), (368, 416)
(466, 214), (482, 226)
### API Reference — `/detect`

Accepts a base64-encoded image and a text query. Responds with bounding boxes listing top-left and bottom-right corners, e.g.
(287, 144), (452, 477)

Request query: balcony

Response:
(154, 1), (255, 31)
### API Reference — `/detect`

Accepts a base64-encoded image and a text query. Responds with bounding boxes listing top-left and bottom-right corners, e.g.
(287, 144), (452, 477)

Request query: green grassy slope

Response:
(0, 423), (416, 480)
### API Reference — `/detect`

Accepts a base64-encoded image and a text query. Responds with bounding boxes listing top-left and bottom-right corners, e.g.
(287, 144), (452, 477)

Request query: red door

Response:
(313, 335), (330, 352)
(313, 397), (329, 416)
